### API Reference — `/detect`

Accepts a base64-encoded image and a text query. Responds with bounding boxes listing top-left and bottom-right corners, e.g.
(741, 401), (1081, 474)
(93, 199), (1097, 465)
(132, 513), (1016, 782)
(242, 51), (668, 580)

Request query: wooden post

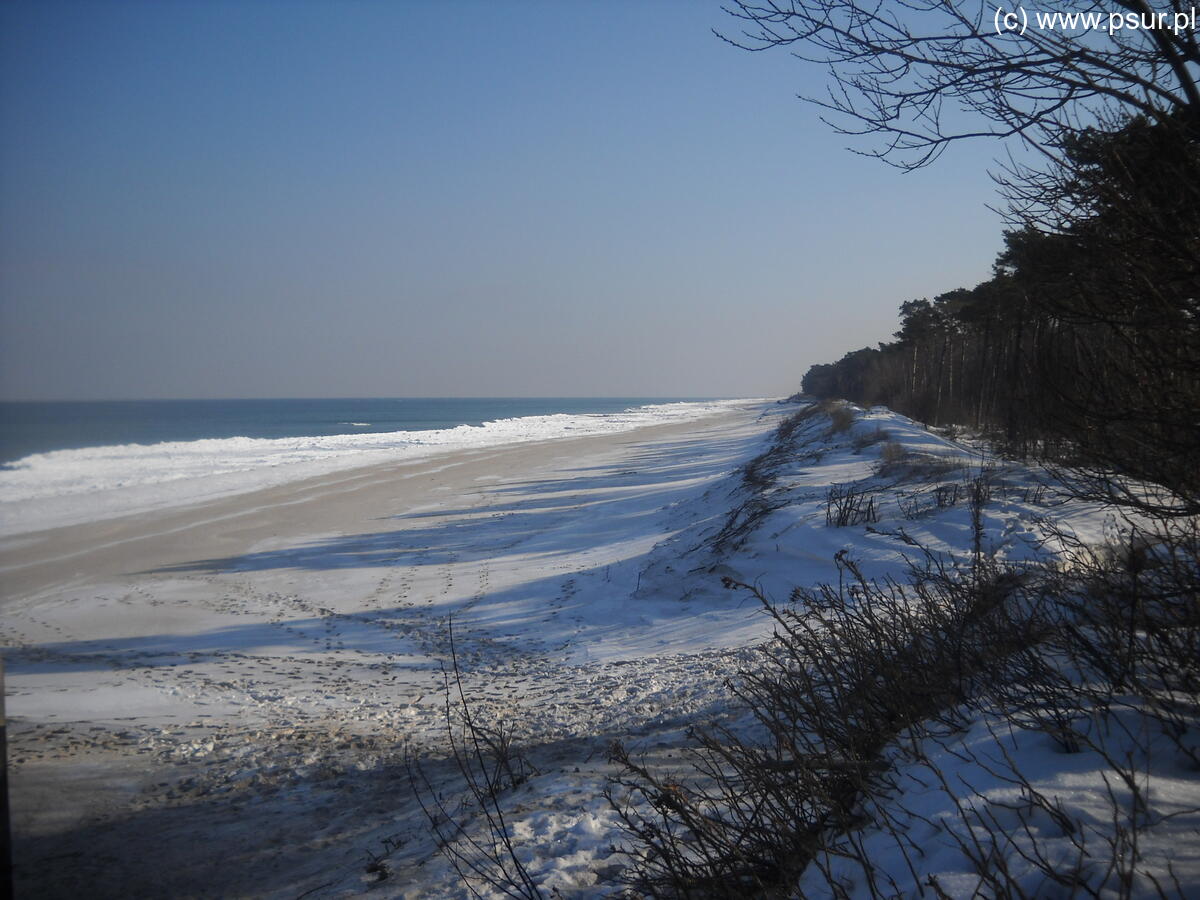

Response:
(0, 659), (11, 900)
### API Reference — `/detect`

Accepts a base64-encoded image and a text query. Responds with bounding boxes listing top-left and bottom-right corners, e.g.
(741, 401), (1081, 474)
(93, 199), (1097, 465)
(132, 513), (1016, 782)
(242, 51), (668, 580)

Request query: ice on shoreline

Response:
(0, 399), (762, 536)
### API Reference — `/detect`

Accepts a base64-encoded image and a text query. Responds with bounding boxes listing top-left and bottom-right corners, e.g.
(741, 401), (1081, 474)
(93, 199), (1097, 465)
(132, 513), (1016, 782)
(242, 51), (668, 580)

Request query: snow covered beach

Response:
(3, 398), (1197, 897)
(0, 400), (751, 536)
(2, 399), (775, 895)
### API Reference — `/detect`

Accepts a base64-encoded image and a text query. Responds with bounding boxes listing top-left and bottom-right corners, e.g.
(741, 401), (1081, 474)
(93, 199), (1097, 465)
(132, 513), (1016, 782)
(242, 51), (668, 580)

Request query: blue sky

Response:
(1, 0), (1005, 400)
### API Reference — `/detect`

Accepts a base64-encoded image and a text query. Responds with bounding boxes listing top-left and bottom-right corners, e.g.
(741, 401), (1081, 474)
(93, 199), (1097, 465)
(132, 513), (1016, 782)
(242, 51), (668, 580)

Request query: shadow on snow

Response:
(146, 434), (763, 575)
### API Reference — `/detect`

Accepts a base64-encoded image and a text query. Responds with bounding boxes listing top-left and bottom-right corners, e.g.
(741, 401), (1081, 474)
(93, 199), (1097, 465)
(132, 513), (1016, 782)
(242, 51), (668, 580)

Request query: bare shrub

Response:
(1021, 482), (1050, 505)
(883, 449), (969, 482)
(610, 511), (1200, 897)
(878, 439), (906, 466)
(774, 402), (824, 443)
(897, 466), (997, 521)
(921, 517), (1200, 897)
(852, 427), (889, 452)
(407, 618), (544, 899)
(825, 483), (878, 527)
(1005, 517), (1200, 767)
(933, 482), (963, 508)
(897, 491), (926, 520)
(823, 401), (855, 434)
(608, 553), (1037, 898)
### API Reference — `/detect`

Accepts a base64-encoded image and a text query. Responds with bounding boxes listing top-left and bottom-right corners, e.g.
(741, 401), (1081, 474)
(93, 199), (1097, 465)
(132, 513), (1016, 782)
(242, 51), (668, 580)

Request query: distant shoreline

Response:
(0, 398), (766, 537)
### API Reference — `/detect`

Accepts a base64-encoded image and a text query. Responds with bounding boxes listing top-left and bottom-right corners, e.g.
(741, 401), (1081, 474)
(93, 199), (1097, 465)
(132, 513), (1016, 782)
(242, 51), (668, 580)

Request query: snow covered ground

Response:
(3, 399), (1196, 897)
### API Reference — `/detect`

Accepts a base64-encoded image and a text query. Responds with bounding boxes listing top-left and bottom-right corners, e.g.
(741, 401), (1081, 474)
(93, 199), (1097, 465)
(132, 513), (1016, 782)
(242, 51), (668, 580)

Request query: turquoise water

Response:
(0, 398), (710, 464)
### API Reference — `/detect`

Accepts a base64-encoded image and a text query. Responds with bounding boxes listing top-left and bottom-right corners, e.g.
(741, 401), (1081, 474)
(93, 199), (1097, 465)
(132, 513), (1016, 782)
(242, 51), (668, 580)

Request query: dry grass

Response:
(821, 400), (856, 434)
(879, 439), (907, 466)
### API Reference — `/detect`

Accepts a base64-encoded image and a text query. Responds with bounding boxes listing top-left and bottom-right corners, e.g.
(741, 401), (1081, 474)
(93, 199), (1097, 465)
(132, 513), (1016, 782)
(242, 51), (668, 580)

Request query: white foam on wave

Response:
(0, 399), (764, 536)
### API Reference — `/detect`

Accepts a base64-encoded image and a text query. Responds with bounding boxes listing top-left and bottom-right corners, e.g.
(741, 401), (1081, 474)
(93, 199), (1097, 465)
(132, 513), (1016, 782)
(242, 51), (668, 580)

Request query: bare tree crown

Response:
(720, 1), (1200, 168)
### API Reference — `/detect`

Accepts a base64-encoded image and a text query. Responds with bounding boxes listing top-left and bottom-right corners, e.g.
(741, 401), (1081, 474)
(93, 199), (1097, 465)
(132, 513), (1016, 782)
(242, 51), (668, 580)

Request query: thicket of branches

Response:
(772, 0), (1200, 517)
(608, 440), (1200, 897)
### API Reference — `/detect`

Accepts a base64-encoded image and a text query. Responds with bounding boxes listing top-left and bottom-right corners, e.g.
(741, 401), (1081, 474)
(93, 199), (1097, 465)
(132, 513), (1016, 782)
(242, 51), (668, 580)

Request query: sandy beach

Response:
(2, 400), (779, 897)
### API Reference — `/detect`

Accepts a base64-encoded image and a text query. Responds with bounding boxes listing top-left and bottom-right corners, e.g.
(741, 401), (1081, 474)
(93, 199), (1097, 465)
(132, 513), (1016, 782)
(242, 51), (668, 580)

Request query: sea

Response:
(0, 397), (712, 464)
